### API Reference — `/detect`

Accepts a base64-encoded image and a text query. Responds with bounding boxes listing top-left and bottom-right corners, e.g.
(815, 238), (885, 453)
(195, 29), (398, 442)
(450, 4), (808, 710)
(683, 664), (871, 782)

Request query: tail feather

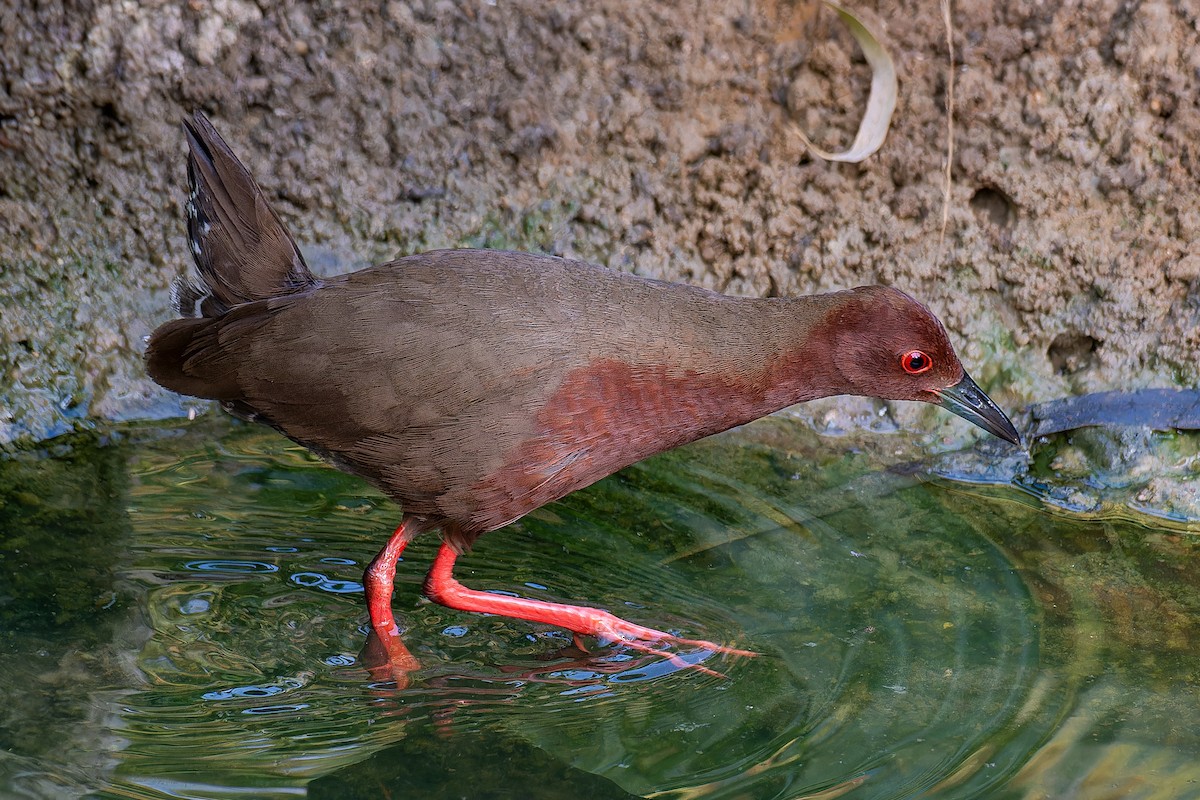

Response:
(146, 300), (277, 401)
(145, 316), (242, 400)
(148, 112), (318, 402)
(180, 111), (317, 316)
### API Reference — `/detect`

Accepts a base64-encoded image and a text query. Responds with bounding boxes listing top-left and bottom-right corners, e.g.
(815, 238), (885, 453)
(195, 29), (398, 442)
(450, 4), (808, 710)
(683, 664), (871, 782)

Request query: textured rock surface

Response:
(1, 0), (1198, 444)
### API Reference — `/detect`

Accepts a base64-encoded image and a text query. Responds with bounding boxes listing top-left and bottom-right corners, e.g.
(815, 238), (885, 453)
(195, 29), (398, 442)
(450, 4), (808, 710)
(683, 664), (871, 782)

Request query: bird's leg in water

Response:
(423, 542), (757, 677)
(361, 519), (421, 685)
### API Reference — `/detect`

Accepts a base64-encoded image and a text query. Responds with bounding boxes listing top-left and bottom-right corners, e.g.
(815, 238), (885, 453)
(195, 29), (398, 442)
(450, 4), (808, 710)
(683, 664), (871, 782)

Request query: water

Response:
(0, 415), (1197, 799)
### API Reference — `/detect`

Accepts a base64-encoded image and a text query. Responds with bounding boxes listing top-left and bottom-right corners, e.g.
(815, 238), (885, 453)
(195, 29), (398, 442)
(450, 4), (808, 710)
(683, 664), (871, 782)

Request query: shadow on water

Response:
(0, 415), (1197, 799)
(309, 721), (637, 799)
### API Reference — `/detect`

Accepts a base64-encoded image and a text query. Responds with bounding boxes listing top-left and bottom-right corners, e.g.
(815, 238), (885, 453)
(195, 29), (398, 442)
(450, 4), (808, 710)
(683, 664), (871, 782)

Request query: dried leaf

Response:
(793, 1), (898, 163)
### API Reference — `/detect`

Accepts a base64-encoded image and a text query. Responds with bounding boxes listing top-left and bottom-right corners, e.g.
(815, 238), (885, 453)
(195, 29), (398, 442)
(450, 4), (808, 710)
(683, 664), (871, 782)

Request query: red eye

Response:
(901, 350), (933, 374)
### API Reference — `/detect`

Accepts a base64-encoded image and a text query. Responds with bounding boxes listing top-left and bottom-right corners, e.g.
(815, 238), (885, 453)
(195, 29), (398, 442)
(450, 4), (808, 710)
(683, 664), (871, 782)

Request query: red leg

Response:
(361, 519), (421, 684)
(423, 542), (756, 676)
(364, 520), (417, 635)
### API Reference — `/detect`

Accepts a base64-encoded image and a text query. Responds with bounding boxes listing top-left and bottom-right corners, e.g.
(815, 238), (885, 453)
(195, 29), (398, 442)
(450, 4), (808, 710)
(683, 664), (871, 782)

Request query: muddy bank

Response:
(1, 1), (1197, 444)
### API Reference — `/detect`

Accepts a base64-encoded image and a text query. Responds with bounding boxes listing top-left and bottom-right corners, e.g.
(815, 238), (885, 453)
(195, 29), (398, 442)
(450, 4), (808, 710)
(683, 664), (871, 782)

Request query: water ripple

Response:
(184, 559), (279, 574)
(289, 571), (362, 594)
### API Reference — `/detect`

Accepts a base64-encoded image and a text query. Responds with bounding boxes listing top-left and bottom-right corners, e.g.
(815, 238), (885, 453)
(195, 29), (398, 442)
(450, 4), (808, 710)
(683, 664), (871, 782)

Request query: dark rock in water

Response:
(1027, 389), (1200, 437)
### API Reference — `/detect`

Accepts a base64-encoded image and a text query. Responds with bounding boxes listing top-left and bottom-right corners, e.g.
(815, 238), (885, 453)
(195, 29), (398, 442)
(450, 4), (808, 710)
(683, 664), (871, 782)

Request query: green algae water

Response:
(1, 416), (1197, 799)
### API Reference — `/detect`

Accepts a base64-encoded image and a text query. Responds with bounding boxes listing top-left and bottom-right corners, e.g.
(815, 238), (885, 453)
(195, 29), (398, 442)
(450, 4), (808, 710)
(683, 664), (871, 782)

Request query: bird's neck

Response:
(678, 292), (849, 421)
(755, 293), (850, 409)
(508, 290), (853, 507)
(570, 293), (849, 457)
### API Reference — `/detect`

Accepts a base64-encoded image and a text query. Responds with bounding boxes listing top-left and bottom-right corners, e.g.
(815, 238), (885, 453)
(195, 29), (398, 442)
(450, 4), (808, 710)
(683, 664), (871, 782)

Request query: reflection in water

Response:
(0, 433), (144, 798)
(0, 417), (1196, 798)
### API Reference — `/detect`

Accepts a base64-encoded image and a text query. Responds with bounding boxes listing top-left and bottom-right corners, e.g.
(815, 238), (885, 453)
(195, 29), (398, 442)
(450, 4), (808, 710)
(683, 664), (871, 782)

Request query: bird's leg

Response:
(423, 542), (756, 676)
(364, 520), (418, 634)
(361, 519), (421, 685)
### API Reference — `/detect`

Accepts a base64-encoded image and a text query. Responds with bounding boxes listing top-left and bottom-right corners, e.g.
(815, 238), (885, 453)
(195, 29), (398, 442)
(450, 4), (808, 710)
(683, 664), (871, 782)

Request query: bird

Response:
(146, 111), (1021, 679)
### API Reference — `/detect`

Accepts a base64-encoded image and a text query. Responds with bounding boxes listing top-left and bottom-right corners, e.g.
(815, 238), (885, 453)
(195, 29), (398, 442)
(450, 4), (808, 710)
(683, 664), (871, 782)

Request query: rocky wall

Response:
(1, 0), (1197, 444)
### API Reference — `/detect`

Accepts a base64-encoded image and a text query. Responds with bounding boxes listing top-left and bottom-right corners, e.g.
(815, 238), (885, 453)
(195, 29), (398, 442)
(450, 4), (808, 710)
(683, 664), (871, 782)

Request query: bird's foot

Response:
(585, 611), (757, 678)
(361, 519), (421, 686)
(360, 624), (421, 688)
(424, 542), (756, 679)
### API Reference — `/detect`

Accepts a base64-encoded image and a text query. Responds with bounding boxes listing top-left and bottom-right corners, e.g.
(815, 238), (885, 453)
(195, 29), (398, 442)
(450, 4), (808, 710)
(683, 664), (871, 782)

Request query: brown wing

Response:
(151, 252), (592, 526)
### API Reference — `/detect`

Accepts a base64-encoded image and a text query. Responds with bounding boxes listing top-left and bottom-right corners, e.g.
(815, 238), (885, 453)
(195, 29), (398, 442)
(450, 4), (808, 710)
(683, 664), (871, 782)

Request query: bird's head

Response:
(822, 286), (1022, 446)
